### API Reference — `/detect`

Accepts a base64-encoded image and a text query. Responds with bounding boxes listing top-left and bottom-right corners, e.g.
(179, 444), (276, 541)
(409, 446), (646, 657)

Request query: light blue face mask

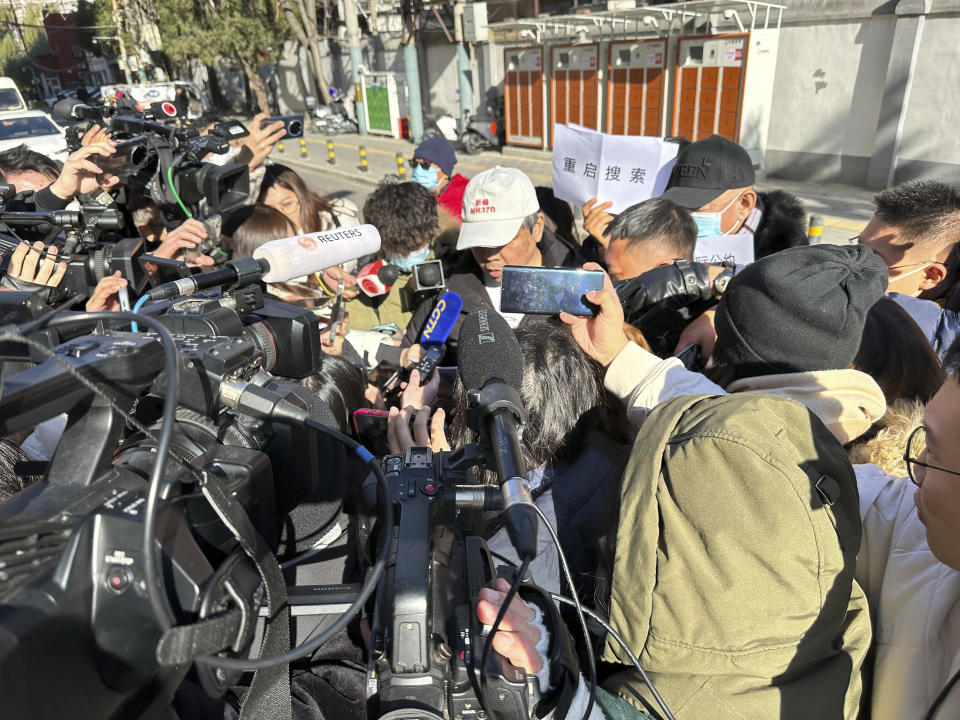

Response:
(690, 192), (744, 238)
(386, 245), (431, 273)
(690, 211), (722, 238)
(412, 165), (440, 192)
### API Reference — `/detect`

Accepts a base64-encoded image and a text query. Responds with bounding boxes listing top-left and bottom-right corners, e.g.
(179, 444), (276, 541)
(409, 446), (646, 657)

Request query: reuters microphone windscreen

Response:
(253, 224), (382, 283)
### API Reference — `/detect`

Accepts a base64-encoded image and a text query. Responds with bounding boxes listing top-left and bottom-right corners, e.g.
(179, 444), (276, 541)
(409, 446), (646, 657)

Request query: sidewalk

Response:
(285, 130), (873, 244)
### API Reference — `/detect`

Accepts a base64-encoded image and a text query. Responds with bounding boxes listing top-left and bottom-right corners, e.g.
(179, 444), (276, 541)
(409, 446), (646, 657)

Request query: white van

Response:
(0, 77), (28, 115)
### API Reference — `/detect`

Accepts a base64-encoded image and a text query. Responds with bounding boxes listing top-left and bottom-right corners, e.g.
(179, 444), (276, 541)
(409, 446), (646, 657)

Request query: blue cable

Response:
(130, 294), (149, 332)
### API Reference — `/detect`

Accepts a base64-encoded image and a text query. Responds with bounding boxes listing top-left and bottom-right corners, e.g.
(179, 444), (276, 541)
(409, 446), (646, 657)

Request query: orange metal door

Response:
(504, 47), (545, 148)
(672, 34), (749, 142)
(551, 44), (600, 145)
(607, 39), (666, 137)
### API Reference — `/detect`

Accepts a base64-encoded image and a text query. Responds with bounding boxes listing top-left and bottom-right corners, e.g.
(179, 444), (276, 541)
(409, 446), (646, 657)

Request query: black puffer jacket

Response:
(753, 189), (808, 259)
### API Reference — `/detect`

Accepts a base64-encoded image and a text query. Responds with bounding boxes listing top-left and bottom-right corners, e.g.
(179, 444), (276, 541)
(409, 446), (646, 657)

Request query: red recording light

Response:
(490, 121), (497, 136)
(161, 101), (177, 116)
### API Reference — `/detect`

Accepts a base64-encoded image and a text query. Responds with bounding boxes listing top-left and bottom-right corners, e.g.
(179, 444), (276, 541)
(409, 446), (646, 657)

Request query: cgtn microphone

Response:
(146, 224), (382, 301)
(412, 291), (463, 384)
(357, 259), (400, 297)
(457, 308), (536, 561)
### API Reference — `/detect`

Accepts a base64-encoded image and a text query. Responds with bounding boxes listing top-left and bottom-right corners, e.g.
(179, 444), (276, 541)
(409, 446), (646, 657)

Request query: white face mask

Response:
(690, 191), (745, 238)
(888, 264), (930, 297)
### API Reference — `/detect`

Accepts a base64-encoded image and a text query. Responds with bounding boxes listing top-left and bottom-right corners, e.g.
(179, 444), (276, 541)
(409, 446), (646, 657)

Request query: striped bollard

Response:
(326, 140), (336, 166)
(359, 146), (369, 172)
(808, 214), (824, 244)
(395, 152), (406, 176)
(299, 138), (307, 159)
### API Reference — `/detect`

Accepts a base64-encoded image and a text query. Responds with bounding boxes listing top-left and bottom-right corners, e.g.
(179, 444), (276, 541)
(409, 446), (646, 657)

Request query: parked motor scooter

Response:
(305, 89), (358, 135)
(460, 105), (503, 154)
(422, 112), (458, 142)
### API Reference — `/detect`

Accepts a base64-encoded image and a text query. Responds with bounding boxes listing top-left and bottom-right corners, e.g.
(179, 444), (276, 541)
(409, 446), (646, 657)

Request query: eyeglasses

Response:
(903, 425), (960, 486)
(410, 157), (432, 169)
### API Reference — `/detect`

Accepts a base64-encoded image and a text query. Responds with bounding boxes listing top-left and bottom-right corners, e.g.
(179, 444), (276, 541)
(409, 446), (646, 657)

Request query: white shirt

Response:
(483, 281), (524, 329)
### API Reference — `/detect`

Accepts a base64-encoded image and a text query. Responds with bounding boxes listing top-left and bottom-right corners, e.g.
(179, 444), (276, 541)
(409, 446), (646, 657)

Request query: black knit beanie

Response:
(713, 245), (889, 377)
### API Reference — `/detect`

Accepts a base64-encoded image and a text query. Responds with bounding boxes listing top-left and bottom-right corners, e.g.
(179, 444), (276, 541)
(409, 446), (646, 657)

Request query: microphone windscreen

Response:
(377, 263), (400, 285)
(419, 291), (463, 346)
(417, 262), (442, 287)
(254, 224), (381, 283)
(52, 97), (82, 122)
(457, 308), (523, 392)
(357, 259), (391, 297)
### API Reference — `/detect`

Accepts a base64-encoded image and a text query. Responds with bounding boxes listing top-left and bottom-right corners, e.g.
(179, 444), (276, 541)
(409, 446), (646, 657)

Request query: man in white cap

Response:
(403, 166), (582, 358)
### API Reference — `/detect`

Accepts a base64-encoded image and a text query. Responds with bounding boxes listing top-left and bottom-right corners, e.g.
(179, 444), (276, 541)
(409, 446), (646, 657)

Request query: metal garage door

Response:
(672, 34), (749, 142)
(550, 43), (600, 144)
(504, 47), (545, 148)
(607, 39), (667, 137)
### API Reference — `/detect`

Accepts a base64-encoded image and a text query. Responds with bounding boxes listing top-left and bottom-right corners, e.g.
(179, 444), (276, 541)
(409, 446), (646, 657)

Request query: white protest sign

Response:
(552, 124), (604, 209)
(551, 123), (679, 213)
(693, 233), (755, 266)
(653, 141), (679, 196)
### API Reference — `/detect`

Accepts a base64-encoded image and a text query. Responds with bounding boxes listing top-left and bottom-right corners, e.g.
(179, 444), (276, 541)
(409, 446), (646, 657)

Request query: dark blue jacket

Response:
(486, 431), (629, 595)
(889, 292), (960, 360)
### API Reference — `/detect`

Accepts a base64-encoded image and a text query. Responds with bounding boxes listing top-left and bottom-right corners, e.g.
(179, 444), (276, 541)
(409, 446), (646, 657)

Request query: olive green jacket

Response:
(603, 392), (871, 720)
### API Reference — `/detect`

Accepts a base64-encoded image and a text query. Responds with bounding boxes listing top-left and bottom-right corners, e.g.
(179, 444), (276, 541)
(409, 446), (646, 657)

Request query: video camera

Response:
(56, 98), (250, 219)
(0, 257), (583, 719)
(0, 189), (149, 299)
(0, 263), (362, 717)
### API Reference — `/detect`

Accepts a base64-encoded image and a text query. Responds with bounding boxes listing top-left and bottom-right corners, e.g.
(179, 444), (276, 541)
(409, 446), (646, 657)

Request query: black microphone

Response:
(457, 308), (537, 561)
(146, 256), (268, 300)
(377, 263), (400, 286)
(53, 98), (104, 123)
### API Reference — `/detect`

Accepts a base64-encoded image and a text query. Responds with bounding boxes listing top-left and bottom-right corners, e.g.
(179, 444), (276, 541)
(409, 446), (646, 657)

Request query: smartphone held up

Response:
(499, 265), (604, 317)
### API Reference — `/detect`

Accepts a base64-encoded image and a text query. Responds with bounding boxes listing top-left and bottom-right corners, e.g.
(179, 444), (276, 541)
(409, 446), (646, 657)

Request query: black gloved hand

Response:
(616, 261), (716, 358)
(615, 260), (712, 325)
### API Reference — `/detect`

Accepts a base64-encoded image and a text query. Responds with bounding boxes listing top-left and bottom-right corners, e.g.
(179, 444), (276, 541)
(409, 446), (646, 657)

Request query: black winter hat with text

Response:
(714, 244), (889, 377)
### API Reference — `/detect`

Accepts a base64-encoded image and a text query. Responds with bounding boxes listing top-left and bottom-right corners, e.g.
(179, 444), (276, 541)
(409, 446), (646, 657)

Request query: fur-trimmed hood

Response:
(754, 189), (809, 259)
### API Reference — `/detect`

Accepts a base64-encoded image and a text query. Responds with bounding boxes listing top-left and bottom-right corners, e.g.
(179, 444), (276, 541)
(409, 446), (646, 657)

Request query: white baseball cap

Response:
(457, 166), (541, 251)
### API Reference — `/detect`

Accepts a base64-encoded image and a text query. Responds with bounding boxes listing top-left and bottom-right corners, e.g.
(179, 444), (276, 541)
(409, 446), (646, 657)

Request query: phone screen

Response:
(352, 409), (390, 457)
(499, 266), (604, 316)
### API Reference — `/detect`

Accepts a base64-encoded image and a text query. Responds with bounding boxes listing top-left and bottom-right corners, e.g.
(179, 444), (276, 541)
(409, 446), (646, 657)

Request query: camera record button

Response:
(104, 566), (134, 594)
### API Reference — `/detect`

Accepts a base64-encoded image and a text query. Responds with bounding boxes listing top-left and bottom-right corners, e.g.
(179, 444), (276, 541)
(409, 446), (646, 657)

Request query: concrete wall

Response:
(765, 0), (960, 188)
(892, 11), (960, 183)
(764, 15), (895, 185)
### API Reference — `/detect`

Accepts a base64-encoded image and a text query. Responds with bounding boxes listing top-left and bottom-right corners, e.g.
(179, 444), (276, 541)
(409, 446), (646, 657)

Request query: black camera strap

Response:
(157, 471), (292, 720)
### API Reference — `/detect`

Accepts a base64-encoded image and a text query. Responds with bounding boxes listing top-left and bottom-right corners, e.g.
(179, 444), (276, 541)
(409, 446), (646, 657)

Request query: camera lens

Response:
(129, 145), (148, 168)
(288, 120), (303, 137)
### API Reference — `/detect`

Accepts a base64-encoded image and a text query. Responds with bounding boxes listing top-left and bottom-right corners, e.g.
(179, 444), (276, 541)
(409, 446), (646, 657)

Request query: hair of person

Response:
(604, 197), (697, 261)
(451, 318), (629, 475)
(0, 144), (60, 182)
(854, 297), (944, 405)
(535, 186), (575, 246)
(295, 355), (367, 435)
(362, 181), (439, 257)
(944, 332), (960, 382)
(873, 179), (960, 253)
(521, 210), (542, 233)
(0, 437), (42, 502)
(127, 191), (163, 228)
(847, 399), (924, 477)
(222, 203), (297, 258)
(257, 163), (335, 233)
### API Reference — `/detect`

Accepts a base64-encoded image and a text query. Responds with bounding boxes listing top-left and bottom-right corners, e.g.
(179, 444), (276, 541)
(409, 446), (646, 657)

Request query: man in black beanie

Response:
(560, 244), (889, 446)
(712, 244), (889, 379)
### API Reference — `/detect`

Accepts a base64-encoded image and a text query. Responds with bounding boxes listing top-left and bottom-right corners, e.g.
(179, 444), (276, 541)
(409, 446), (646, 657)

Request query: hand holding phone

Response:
(261, 114), (304, 139)
(500, 265), (604, 316)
